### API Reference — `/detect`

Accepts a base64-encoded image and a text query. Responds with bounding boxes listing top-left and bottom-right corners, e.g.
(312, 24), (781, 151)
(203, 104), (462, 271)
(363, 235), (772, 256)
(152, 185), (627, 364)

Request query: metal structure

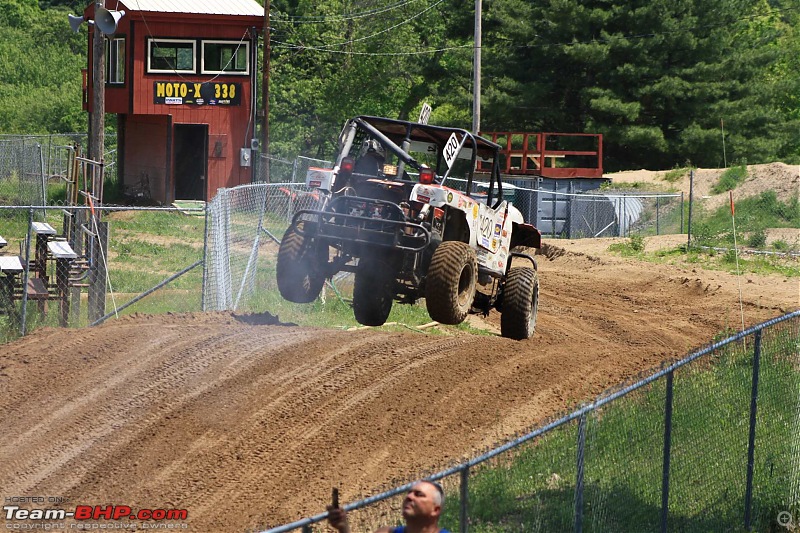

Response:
(478, 131), (603, 179)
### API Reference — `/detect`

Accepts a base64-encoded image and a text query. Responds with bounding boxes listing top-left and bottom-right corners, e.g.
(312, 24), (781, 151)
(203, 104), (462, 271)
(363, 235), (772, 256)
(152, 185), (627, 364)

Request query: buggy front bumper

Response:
(291, 196), (430, 253)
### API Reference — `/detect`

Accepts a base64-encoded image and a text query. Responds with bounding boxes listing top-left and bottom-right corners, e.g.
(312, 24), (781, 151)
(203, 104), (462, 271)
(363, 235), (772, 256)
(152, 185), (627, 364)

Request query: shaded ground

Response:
(0, 239), (796, 532)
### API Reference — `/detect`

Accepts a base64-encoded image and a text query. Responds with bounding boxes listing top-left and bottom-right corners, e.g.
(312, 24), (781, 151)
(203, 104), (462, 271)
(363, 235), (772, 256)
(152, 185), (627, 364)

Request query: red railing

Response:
(478, 132), (603, 179)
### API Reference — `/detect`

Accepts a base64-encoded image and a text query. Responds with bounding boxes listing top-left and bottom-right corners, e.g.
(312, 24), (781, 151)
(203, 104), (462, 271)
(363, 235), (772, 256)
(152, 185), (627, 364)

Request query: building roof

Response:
(119, 0), (263, 17)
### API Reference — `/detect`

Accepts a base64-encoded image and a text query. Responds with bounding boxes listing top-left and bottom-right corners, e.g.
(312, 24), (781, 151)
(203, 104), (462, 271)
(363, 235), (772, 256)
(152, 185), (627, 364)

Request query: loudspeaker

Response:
(95, 5), (125, 35)
(68, 14), (85, 32)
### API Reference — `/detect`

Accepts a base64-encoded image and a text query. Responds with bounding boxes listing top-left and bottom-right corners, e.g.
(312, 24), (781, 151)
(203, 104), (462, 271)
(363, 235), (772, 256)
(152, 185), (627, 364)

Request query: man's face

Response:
(401, 482), (441, 521)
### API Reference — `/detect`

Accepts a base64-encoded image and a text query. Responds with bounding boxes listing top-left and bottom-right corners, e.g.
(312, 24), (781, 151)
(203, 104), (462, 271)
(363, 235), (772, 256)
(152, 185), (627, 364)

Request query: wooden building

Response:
(81, 0), (263, 203)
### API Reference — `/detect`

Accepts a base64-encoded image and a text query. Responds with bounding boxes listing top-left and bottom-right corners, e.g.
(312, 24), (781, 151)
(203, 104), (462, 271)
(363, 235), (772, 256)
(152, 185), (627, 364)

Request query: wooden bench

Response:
(0, 255), (23, 274)
(0, 256), (23, 314)
(32, 222), (57, 236)
(48, 240), (78, 259)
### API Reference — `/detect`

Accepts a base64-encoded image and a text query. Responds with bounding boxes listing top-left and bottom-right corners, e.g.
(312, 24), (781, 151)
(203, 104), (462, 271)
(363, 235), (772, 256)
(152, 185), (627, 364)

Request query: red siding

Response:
(83, 6), (261, 203)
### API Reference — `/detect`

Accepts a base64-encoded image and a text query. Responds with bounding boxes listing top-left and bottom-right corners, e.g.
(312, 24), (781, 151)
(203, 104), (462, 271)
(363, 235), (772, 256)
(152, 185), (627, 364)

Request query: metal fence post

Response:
(20, 208), (34, 336)
(680, 192), (685, 234)
(744, 329), (763, 530)
(575, 413), (587, 533)
(460, 466), (470, 533)
(201, 202), (209, 312)
(661, 371), (674, 533)
(656, 196), (660, 235)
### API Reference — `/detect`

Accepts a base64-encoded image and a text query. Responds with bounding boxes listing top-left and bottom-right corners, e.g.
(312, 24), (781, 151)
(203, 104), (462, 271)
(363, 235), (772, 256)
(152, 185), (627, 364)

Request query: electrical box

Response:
(240, 147), (252, 167)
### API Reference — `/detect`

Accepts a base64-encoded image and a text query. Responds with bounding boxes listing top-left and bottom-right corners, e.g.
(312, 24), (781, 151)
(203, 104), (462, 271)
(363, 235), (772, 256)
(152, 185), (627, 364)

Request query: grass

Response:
(439, 328), (799, 532)
(711, 164), (748, 194)
(608, 234), (646, 256)
(662, 166), (694, 183)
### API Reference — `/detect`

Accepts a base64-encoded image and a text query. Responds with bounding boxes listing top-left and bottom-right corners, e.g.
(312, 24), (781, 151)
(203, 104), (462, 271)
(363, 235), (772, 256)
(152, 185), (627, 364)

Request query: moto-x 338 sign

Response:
(154, 82), (241, 106)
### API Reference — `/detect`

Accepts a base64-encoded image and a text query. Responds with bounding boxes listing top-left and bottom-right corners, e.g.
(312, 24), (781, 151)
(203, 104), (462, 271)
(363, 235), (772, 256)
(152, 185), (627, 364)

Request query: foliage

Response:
(2, 0), (799, 170)
(0, 0), (86, 133)
(745, 229), (767, 248)
(663, 166), (692, 183)
(710, 164), (748, 194)
(608, 235), (646, 255)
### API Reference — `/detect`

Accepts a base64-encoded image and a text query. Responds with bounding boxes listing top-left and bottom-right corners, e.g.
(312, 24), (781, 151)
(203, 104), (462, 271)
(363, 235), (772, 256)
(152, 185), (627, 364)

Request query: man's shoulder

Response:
(373, 527), (396, 533)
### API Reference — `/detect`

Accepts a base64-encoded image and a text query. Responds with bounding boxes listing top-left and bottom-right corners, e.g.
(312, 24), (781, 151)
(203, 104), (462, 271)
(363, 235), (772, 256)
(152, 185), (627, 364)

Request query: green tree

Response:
(0, 0), (86, 133)
(479, 0), (797, 171)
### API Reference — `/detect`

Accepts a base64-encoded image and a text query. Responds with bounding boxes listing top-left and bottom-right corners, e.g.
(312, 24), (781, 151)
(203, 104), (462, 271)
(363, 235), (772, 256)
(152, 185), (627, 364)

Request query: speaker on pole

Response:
(95, 5), (125, 35)
(68, 14), (85, 32)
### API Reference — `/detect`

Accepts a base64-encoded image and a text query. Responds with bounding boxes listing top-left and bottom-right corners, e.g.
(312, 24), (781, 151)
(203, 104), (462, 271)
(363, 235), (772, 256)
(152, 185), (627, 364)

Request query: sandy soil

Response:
(609, 162), (800, 249)
(607, 162), (799, 210)
(1, 237), (797, 532)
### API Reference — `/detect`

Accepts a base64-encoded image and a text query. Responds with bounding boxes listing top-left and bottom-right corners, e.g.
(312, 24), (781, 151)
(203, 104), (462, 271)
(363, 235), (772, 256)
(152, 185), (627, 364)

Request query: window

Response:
(148, 39), (196, 74)
(202, 40), (249, 75)
(106, 37), (125, 84)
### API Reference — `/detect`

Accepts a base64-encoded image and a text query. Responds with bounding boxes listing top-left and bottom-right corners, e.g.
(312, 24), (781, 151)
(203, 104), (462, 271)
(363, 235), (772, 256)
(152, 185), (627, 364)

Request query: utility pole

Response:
(262, 0), (270, 180)
(90, 1), (105, 166)
(472, 0), (481, 134)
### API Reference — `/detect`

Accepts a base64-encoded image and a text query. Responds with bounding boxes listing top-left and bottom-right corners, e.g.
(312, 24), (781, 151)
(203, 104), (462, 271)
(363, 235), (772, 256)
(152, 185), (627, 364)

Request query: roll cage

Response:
(335, 116), (508, 209)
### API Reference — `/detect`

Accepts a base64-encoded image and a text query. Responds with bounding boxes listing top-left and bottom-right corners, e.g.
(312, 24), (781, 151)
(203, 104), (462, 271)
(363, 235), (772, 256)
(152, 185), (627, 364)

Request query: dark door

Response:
(174, 124), (208, 200)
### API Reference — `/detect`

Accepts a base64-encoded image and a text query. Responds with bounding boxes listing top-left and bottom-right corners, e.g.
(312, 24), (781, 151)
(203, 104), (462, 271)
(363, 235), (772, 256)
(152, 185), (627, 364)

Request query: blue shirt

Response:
(392, 526), (450, 533)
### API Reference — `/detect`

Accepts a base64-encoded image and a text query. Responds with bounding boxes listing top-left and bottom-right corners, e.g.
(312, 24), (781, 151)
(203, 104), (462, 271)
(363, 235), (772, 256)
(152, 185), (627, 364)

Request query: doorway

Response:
(174, 124), (208, 200)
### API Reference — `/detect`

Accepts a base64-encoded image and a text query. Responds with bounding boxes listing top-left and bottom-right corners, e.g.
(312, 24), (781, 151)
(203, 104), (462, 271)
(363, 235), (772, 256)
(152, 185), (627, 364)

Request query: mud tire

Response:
(353, 259), (395, 327)
(501, 267), (539, 340)
(425, 241), (478, 325)
(276, 221), (325, 303)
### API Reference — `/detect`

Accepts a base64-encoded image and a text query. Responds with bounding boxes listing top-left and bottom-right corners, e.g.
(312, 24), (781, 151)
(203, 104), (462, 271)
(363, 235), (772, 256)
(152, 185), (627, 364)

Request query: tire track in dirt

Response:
(181, 335), (476, 528)
(1, 317), (316, 499)
(0, 243), (795, 532)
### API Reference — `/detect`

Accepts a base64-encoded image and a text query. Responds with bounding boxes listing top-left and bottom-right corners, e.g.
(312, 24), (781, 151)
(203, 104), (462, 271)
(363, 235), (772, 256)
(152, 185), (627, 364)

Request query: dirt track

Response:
(0, 239), (796, 532)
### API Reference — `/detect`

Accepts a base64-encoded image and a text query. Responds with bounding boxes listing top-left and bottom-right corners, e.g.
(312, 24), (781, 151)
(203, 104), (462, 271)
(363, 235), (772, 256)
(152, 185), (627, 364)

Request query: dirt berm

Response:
(0, 237), (796, 531)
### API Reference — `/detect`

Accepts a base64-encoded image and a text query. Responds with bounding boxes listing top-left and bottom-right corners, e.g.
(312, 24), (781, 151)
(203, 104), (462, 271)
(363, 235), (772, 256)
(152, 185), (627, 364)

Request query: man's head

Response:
(401, 481), (444, 525)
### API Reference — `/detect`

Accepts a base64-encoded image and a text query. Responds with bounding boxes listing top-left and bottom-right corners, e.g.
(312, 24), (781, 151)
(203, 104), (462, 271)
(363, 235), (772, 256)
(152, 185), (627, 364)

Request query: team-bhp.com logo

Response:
(4, 503), (188, 529)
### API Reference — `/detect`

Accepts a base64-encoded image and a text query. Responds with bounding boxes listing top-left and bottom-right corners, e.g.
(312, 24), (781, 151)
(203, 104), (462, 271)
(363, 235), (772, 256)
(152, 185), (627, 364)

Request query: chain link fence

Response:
(254, 154), (333, 184)
(0, 204), (204, 343)
(264, 312), (800, 533)
(0, 134), (118, 207)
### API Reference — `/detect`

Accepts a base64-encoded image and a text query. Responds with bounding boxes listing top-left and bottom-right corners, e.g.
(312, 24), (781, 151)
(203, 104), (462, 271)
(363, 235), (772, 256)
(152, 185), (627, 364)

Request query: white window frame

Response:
(147, 38), (197, 74)
(201, 40), (250, 76)
(106, 37), (126, 85)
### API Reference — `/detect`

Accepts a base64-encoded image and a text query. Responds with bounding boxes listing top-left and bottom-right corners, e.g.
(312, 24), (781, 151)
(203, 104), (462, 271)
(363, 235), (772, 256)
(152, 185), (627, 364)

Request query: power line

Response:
(275, 0), (418, 24)
(270, 38), (471, 56)
(276, 0), (446, 50)
(269, 3), (799, 57)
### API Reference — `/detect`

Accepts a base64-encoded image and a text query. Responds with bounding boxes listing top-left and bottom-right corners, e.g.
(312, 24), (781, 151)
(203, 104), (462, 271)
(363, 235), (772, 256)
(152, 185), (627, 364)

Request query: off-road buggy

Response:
(276, 116), (541, 339)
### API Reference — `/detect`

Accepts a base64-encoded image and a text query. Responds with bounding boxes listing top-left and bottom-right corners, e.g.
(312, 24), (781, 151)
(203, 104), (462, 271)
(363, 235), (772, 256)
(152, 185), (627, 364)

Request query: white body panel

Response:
(410, 183), (523, 275)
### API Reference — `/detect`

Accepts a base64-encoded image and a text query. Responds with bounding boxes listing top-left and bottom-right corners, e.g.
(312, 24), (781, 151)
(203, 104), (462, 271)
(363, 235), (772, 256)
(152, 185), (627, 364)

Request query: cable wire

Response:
(276, 0), (418, 24)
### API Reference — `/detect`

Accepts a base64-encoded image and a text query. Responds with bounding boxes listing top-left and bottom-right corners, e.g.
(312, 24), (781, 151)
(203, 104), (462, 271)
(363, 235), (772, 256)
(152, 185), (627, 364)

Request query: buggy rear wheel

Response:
(276, 221), (325, 303)
(500, 267), (539, 340)
(425, 241), (477, 325)
(353, 258), (395, 326)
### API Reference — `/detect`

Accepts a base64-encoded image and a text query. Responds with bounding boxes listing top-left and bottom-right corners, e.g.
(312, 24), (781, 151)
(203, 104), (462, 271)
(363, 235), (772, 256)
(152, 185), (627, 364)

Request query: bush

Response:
(608, 235), (646, 255)
(772, 240), (789, 252)
(663, 166), (692, 183)
(746, 230), (767, 249)
(711, 164), (748, 194)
